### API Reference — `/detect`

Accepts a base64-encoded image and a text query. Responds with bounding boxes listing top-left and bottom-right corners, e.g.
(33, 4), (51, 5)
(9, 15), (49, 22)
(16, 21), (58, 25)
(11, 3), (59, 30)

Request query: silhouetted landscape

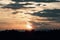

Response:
(0, 30), (60, 40)
(0, 0), (60, 39)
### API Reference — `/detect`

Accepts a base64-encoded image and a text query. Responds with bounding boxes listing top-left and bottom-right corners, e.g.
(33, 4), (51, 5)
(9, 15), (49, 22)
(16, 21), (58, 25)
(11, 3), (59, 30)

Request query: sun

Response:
(26, 23), (32, 29)
(17, 21), (34, 31)
(25, 22), (33, 31)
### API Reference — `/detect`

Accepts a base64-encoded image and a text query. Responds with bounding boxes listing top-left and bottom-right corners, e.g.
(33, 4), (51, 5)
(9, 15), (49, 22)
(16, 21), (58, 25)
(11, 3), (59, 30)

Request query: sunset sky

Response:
(0, 0), (60, 31)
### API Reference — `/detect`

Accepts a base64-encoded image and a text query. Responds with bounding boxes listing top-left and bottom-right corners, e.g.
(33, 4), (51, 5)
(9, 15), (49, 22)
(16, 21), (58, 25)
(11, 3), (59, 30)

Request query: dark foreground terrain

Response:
(0, 30), (60, 40)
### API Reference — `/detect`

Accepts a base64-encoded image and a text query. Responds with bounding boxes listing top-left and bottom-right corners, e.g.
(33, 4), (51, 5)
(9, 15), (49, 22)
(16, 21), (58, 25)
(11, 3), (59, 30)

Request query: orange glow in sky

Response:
(16, 21), (34, 31)
(25, 22), (33, 30)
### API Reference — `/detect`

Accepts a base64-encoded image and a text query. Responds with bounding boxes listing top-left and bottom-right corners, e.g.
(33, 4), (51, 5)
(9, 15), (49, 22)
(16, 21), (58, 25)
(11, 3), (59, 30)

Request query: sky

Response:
(0, 1), (60, 31)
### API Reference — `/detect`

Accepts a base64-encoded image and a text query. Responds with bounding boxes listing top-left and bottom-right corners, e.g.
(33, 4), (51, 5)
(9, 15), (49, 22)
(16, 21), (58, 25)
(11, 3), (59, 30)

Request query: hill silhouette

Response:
(0, 30), (60, 40)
